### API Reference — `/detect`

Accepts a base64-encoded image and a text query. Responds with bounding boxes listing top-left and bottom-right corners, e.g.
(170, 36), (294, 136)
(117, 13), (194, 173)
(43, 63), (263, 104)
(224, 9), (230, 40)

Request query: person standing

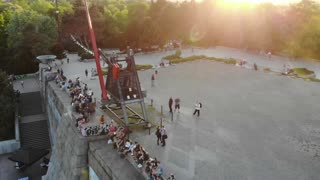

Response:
(174, 98), (180, 113)
(99, 115), (106, 124)
(267, 52), (272, 60)
(193, 102), (201, 117)
(169, 97), (173, 113)
(155, 126), (161, 145)
(67, 58), (69, 64)
(20, 81), (24, 88)
(160, 126), (167, 146)
(167, 173), (176, 180)
(253, 63), (258, 71)
(151, 74), (155, 87)
(85, 69), (88, 78)
(60, 69), (64, 76)
(155, 70), (158, 75)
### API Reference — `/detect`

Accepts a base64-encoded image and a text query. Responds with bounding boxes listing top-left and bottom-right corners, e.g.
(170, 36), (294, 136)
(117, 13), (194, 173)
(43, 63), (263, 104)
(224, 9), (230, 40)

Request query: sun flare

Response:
(217, 0), (291, 8)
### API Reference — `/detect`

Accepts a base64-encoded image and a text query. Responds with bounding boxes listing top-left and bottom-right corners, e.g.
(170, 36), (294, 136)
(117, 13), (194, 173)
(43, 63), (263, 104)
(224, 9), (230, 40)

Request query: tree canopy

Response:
(0, 0), (72, 74)
(0, 70), (16, 141)
(0, 0), (320, 74)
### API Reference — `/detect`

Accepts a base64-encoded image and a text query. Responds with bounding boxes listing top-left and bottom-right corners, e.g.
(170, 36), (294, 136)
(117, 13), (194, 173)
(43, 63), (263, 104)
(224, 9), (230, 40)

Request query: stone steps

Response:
(20, 120), (51, 150)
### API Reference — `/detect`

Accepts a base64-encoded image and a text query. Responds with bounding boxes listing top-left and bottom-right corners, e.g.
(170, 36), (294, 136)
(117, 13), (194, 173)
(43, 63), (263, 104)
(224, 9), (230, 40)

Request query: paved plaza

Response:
(55, 47), (320, 179)
(136, 61), (320, 180)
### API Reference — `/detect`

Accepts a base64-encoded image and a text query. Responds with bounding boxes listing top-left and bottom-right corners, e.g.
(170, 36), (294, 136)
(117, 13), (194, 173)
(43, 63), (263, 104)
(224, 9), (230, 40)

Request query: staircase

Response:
(20, 120), (51, 149)
(19, 91), (51, 150)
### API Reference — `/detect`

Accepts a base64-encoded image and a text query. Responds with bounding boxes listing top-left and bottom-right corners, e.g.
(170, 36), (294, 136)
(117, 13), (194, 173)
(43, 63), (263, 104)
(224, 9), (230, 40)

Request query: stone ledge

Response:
(89, 141), (145, 180)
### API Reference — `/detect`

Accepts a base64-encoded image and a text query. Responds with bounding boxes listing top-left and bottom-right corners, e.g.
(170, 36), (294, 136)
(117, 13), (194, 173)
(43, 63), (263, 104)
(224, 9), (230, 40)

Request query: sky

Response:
(182, 0), (320, 5)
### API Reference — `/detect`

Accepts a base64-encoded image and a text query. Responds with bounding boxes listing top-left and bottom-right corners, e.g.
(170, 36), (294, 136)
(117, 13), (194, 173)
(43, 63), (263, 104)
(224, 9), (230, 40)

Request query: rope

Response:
(70, 34), (94, 55)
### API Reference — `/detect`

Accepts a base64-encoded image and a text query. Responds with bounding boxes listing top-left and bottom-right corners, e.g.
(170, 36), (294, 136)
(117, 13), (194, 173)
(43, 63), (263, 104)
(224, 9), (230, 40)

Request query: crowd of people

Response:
(54, 69), (96, 133)
(105, 124), (173, 180)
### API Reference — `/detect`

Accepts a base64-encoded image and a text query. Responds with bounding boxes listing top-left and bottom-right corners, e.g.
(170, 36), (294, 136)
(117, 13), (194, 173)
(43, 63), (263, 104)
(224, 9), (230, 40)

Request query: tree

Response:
(0, 70), (16, 141)
(6, 10), (57, 74)
(30, 0), (54, 16)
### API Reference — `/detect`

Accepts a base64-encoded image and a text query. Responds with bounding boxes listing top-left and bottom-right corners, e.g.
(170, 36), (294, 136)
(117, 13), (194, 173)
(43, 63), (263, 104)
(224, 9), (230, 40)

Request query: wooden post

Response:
(160, 105), (163, 127)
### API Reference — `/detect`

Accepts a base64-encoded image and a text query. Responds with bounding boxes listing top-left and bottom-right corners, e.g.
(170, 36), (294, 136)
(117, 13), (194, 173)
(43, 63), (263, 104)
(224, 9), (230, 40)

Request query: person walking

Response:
(174, 97), (180, 113)
(20, 81), (24, 88)
(193, 102), (201, 117)
(155, 126), (161, 145)
(253, 63), (258, 71)
(85, 69), (88, 78)
(151, 74), (155, 87)
(160, 126), (167, 146)
(169, 97), (173, 113)
(67, 58), (69, 64)
(60, 69), (64, 76)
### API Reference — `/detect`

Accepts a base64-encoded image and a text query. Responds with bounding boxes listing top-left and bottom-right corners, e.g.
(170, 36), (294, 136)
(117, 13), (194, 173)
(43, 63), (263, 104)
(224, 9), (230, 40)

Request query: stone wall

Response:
(88, 141), (145, 180)
(0, 140), (20, 154)
(43, 81), (108, 179)
(41, 68), (144, 180)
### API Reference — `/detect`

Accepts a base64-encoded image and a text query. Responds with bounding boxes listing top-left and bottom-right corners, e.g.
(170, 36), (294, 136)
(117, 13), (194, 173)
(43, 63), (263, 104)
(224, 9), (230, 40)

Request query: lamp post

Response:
(55, 0), (60, 43)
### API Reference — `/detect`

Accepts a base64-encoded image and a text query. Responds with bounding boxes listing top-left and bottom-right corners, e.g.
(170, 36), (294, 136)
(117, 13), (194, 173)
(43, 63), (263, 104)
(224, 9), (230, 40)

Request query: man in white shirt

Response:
(193, 102), (201, 117)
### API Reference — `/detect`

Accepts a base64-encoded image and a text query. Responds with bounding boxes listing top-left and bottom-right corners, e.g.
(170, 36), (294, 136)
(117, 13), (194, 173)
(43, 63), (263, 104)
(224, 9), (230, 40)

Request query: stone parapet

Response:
(43, 76), (143, 179)
(89, 141), (145, 180)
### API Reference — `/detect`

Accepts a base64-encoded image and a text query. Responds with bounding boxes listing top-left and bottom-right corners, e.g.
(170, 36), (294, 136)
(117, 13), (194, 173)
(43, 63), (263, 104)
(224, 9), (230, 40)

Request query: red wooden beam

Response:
(83, 0), (108, 100)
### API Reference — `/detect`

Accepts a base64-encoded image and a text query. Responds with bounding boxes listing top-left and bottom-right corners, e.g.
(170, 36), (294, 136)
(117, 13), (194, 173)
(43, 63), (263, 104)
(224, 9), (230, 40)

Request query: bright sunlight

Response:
(217, 0), (300, 8)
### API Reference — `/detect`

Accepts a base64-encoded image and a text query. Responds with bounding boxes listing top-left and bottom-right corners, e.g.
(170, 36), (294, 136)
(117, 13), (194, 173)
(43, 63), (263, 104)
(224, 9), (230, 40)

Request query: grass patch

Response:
(136, 64), (153, 70)
(163, 49), (182, 60)
(264, 68), (271, 72)
(307, 78), (320, 82)
(167, 55), (237, 65)
(291, 68), (314, 76)
(285, 68), (319, 83)
(102, 67), (108, 75)
(102, 104), (158, 131)
(101, 64), (152, 75)
(164, 51), (237, 65)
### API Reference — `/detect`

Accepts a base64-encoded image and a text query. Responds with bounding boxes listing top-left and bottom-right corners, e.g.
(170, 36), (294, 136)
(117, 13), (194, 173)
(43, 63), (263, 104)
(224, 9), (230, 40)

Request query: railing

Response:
(14, 72), (38, 80)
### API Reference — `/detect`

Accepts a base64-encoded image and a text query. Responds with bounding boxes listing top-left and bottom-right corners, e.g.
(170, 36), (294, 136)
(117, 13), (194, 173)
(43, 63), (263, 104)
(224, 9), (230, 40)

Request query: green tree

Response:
(6, 10), (57, 74)
(30, 0), (54, 15)
(0, 70), (16, 141)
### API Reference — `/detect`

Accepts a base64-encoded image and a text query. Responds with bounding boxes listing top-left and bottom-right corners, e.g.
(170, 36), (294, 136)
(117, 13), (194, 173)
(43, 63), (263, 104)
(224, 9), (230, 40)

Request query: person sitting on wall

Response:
(99, 115), (106, 124)
(124, 141), (137, 155)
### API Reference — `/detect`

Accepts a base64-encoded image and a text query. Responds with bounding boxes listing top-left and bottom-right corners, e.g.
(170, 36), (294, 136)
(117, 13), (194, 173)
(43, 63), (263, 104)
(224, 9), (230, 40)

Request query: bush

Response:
(50, 43), (66, 59)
